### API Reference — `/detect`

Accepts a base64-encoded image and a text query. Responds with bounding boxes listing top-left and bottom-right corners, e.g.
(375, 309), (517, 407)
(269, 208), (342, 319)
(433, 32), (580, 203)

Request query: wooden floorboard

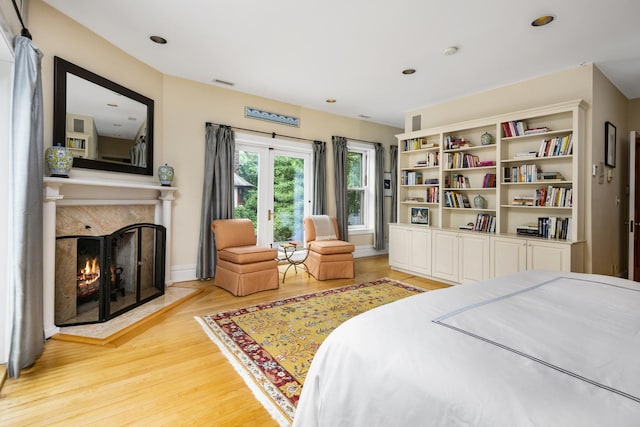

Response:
(0, 255), (448, 426)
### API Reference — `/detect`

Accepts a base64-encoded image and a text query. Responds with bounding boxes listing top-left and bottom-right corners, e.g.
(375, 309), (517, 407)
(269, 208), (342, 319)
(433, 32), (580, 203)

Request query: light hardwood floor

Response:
(0, 256), (448, 426)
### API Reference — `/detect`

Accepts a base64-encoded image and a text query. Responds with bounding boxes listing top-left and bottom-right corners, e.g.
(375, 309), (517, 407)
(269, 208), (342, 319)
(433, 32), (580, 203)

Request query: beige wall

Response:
(32, 0), (400, 276)
(629, 99), (640, 130)
(591, 67), (629, 276)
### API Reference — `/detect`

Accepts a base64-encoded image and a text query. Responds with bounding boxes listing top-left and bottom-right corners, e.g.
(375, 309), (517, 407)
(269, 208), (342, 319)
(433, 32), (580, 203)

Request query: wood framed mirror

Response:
(53, 56), (154, 175)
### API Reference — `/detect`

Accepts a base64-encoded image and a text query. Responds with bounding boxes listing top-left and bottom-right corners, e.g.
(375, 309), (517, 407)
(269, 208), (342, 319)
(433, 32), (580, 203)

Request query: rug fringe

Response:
(195, 316), (292, 427)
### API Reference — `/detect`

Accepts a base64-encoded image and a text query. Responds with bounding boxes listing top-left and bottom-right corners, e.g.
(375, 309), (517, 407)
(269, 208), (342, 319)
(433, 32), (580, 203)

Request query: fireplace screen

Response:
(55, 223), (166, 326)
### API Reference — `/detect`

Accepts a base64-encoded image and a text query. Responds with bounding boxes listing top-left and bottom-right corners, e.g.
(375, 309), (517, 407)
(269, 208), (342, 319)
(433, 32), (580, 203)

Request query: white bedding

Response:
(292, 270), (640, 427)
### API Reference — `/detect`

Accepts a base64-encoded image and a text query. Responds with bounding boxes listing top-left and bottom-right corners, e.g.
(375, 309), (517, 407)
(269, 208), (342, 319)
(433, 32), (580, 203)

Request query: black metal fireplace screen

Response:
(55, 223), (166, 326)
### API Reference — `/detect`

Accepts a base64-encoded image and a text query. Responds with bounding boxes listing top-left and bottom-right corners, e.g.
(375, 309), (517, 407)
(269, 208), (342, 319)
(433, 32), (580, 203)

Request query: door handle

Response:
(268, 209), (272, 221)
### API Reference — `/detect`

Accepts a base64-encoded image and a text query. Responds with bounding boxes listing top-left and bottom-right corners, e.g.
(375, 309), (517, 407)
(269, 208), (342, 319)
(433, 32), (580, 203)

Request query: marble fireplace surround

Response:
(44, 177), (176, 338)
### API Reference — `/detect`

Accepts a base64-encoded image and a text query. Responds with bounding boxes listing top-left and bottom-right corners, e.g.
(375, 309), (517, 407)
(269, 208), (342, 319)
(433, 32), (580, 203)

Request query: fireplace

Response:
(55, 223), (166, 326)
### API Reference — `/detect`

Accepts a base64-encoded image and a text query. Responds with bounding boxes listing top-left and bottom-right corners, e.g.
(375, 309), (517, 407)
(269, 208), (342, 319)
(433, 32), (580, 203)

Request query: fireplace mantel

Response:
(43, 177), (177, 338)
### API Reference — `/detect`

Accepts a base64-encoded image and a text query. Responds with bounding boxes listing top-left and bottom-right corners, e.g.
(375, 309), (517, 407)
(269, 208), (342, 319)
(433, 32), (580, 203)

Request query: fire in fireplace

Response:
(55, 223), (166, 326)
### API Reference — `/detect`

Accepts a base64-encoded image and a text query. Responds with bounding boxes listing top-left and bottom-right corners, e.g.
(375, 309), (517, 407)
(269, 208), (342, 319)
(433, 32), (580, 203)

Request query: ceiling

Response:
(43, 0), (640, 129)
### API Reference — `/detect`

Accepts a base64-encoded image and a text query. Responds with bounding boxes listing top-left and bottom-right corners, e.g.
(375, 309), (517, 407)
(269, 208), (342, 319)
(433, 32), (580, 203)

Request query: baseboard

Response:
(353, 245), (388, 258)
(171, 264), (197, 283)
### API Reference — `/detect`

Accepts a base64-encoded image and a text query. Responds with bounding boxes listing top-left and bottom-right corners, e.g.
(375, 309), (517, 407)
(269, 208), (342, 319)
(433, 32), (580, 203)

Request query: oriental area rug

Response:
(196, 278), (426, 426)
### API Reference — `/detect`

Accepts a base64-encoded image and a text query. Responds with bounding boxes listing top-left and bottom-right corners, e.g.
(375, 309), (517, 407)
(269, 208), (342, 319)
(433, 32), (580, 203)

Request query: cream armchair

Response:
(211, 219), (279, 296)
(303, 215), (355, 280)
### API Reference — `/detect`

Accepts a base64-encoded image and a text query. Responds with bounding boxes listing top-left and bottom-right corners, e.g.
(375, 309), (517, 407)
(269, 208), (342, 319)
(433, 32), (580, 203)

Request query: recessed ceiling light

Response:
(531, 15), (554, 27)
(443, 46), (458, 56)
(326, 99), (337, 103)
(402, 68), (416, 75)
(358, 114), (371, 119)
(150, 35), (167, 44)
(107, 103), (118, 107)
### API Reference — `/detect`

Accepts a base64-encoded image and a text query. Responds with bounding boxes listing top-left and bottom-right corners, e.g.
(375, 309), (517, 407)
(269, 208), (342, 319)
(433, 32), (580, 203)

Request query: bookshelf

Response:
(390, 99), (587, 283)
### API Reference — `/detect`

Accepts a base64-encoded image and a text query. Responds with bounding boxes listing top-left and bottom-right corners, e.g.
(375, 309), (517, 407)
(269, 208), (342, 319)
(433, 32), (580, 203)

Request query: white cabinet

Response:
(431, 230), (490, 283)
(389, 224), (431, 276)
(490, 236), (527, 277)
(490, 236), (583, 278)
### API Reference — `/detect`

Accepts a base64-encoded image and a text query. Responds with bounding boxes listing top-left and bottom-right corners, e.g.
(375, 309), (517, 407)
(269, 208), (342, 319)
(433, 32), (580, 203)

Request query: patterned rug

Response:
(196, 278), (426, 426)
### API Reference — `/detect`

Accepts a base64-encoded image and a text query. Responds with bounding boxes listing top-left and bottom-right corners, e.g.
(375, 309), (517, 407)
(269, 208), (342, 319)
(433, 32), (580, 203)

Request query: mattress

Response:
(292, 270), (640, 426)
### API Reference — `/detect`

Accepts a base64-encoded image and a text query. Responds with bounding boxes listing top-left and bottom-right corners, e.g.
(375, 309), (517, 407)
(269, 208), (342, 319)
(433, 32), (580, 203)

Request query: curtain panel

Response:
(196, 124), (235, 279)
(8, 36), (45, 378)
(332, 136), (348, 240)
(374, 143), (385, 249)
(390, 145), (398, 223)
(312, 140), (326, 215)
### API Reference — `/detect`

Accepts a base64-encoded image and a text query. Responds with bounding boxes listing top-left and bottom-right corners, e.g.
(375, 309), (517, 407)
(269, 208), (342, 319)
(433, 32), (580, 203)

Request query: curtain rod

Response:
(11, 0), (32, 39)
(206, 122), (321, 144)
(336, 136), (381, 145)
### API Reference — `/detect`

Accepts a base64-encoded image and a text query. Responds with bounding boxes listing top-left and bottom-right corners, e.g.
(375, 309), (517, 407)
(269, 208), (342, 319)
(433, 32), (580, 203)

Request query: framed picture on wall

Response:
(383, 172), (392, 197)
(410, 207), (429, 225)
(605, 121), (616, 167)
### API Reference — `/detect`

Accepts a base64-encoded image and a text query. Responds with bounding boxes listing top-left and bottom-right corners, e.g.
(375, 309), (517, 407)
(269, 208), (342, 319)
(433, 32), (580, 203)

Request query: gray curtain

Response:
(332, 136), (348, 240)
(390, 145), (398, 223)
(373, 143), (385, 249)
(8, 36), (44, 378)
(312, 140), (326, 214)
(196, 124), (235, 279)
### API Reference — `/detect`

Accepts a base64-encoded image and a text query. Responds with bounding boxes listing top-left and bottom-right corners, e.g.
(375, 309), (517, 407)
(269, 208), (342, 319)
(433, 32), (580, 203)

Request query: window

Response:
(347, 142), (376, 232)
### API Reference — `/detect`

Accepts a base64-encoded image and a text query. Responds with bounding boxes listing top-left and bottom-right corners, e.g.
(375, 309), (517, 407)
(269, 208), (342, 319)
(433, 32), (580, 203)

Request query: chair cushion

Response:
(217, 258), (278, 274)
(212, 219), (256, 250)
(308, 239), (355, 255)
(218, 246), (277, 264)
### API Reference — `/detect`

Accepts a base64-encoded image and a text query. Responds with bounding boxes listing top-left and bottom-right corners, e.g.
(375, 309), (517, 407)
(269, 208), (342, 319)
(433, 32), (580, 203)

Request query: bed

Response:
(292, 270), (640, 426)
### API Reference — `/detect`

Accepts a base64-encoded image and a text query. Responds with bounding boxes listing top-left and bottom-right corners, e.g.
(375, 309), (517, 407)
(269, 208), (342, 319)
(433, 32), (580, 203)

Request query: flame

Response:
(78, 257), (100, 290)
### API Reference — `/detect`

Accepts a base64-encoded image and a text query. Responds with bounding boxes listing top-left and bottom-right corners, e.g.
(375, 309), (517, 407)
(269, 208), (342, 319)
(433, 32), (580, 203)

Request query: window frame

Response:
(346, 141), (376, 234)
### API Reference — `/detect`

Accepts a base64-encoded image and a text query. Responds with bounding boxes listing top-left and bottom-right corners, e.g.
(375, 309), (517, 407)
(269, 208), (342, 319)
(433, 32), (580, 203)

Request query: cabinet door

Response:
(459, 233), (490, 282)
(527, 240), (571, 272)
(491, 237), (527, 278)
(431, 230), (459, 282)
(388, 225), (410, 269)
(410, 228), (431, 275)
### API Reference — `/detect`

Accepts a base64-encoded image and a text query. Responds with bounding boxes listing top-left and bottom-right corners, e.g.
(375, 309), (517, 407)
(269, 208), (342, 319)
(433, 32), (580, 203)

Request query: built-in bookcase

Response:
(391, 100), (586, 283)
(396, 99), (585, 242)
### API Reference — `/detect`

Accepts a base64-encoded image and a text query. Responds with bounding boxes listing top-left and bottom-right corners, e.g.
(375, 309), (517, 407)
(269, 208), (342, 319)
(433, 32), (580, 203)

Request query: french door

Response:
(234, 133), (312, 246)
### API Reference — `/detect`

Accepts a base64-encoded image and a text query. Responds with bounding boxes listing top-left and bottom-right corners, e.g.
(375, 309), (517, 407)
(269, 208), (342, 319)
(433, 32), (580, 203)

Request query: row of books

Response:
(444, 136), (471, 150)
(503, 164), (539, 183)
(474, 213), (496, 233)
(66, 137), (86, 149)
(482, 173), (496, 188)
(447, 174), (470, 189)
(502, 121), (551, 137)
(402, 171), (423, 185)
(538, 135), (573, 157)
(511, 186), (572, 207)
(443, 191), (470, 208)
(413, 152), (439, 167)
(444, 152), (480, 169)
(516, 217), (572, 240)
(425, 186), (439, 203)
(402, 138), (425, 151)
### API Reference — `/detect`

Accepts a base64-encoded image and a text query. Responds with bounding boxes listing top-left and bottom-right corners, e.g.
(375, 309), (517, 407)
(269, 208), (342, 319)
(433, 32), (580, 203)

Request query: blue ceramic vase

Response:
(158, 163), (175, 186)
(46, 144), (73, 177)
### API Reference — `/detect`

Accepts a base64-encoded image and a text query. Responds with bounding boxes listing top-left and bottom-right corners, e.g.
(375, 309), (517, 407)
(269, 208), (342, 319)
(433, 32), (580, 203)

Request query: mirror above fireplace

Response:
(53, 56), (155, 175)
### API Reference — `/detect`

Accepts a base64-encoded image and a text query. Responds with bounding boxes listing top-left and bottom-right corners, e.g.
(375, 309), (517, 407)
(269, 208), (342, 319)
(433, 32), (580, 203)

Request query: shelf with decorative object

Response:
(391, 99), (586, 284)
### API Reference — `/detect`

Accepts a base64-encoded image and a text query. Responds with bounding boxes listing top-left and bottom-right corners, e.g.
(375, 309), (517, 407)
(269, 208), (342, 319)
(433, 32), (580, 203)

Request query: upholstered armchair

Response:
(211, 219), (279, 296)
(303, 215), (355, 280)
